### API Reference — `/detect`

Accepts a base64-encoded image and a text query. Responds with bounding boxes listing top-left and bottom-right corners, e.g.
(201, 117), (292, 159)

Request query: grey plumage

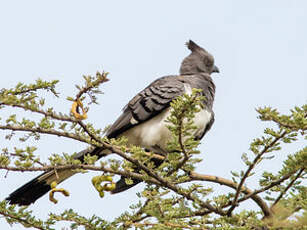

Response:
(180, 40), (218, 75)
(6, 40), (219, 205)
(106, 75), (185, 139)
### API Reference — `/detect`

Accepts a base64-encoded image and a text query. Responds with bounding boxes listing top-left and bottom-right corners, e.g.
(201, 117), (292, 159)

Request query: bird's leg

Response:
(49, 181), (70, 204)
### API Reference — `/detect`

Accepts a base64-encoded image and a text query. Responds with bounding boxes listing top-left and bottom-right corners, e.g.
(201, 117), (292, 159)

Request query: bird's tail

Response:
(110, 157), (164, 194)
(6, 147), (164, 205)
(111, 177), (142, 194)
(6, 147), (105, 205)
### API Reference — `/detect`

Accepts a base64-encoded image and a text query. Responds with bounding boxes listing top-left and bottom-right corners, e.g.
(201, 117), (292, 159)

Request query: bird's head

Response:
(180, 40), (219, 75)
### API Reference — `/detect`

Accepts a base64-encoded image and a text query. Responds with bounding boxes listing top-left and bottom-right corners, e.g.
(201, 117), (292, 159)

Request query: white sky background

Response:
(0, 1), (306, 229)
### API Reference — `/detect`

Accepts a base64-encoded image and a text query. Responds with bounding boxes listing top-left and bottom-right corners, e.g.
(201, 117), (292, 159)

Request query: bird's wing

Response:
(106, 75), (185, 138)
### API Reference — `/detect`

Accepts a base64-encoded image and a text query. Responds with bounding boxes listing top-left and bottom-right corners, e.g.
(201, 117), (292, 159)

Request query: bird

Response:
(6, 40), (219, 205)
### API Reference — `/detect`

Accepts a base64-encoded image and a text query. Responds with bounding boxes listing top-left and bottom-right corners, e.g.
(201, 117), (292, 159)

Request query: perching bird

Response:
(6, 40), (219, 205)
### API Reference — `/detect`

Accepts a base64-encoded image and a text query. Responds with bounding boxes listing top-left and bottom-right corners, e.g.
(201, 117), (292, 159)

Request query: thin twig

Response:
(78, 121), (102, 143)
(48, 214), (95, 230)
(123, 199), (151, 229)
(270, 113), (307, 131)
(130, 221), (205, 230)
(237, 169), (302, 205)
(189, 170), (301, 218)
(271, 167), (305, 208)
(0, 210), (45, 230)
(0, 164), (159, 185)
(0, 122), (165, 168)
(188, 169), (304, 218)
(167, 93), (199, 176)
(227, 130), (287, 216)
(0, 123), (272, 217)
(0, 83), (58, 107)
(2, 103), (77, 123)
(101, 142), (226, 216)
(0, 125), (92, 145)
(135, 199), (150, 217)
(75, 71), (109, 100)
(189, 172), (272, 218)
(167, 119), (190, 175)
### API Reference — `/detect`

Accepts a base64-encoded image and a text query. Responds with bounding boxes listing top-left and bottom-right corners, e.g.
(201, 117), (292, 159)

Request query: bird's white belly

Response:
(121, 107), (212, 153)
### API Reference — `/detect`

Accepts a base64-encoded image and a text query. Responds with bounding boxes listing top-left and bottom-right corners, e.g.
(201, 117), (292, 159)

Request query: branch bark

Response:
(189, 172), (272, 218)
(0, 124), (91, 145)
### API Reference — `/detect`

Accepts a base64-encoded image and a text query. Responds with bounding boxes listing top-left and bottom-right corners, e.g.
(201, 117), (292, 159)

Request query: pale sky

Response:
(0, 1), (306, 229)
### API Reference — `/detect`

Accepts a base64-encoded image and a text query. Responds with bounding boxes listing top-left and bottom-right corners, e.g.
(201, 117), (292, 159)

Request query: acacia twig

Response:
(101, 142), (226, 216)
(189, 171), (272, 218)
(271, 167), (305, 208)
(75, 71), (109, 101)
(0, 125), (92, 145)
(0, 210), (45, 230)
(237, 169), (300, 205)
(130, 199), (151, 224)
(167, 93), (200, 176)
(227, 130), (287, 216)
(48, 214), (98, 230)
(189, 169), (302, 218)
(77, 121), (102, 143)
(2, 103), (77, 123)
(0, 164), (162, 186)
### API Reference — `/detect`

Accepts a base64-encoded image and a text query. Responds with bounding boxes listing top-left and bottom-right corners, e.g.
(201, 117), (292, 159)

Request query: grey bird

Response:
(6, 40), (219, 205)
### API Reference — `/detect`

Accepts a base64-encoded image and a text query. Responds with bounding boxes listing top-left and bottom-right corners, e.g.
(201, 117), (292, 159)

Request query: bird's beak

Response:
(212, 65), (220, 73)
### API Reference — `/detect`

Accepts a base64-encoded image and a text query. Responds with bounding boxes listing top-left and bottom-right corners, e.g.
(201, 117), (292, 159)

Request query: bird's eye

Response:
(204, 58), (213, 67)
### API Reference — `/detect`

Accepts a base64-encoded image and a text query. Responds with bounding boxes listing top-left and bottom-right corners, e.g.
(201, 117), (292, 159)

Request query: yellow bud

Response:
(92, 175), (114, 198)
(61, 189), (70, 197)
(99, 191), (105, 198)
(92, 176), (100, 185)
(50, 181), (57, 189)
(105, 176), (113, 182)
(71, 99), (87, 120)
(96, 185), (103, 192)
(104, 183), (116, 191)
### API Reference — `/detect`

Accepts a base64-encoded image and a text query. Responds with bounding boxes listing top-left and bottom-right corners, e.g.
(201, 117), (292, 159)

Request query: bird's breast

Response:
(120, 107), (212, 154)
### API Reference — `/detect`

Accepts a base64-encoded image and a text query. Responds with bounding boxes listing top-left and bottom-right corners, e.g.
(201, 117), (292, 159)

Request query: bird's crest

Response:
(180, 40), (217, 75)
(186, 40), (202, 52)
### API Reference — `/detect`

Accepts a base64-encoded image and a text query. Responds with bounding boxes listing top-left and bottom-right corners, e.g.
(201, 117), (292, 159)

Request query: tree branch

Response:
(237, 170), (299, 206)
(101, 142), (226, 216)
(0, 210), (45, 230)
(2, 103), (77, 123)
(0, 164), (160, 185)
(0, 124), (92, 145)
(166, 93), (200, 176)
(189, 172), (272, 218)
(75, 71), (109, 102)
(227, 130), (287, 216)
(271, 167), (305, 208)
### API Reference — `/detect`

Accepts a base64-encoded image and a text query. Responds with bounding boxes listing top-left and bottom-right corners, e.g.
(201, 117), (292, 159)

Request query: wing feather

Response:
(106, 75), (184, 138)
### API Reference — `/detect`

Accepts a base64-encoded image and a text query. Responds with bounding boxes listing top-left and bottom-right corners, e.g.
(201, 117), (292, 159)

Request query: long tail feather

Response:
(6, 147), (104, 205)
(111, 157), (163, 194)
(111, 177), (142, 194)
(6, 173), (52, 205)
